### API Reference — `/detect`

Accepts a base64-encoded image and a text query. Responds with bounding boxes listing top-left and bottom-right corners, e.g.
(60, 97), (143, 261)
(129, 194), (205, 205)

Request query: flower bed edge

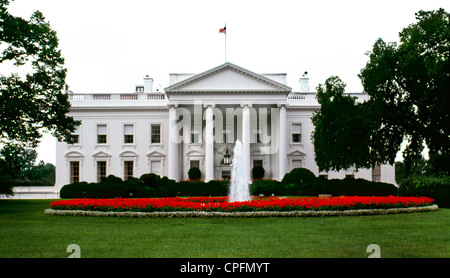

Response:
(44, 204), (439, 218)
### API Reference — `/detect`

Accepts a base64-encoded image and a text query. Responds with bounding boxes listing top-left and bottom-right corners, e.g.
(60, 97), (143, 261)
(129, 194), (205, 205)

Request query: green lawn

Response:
(0, 199), (448, 258)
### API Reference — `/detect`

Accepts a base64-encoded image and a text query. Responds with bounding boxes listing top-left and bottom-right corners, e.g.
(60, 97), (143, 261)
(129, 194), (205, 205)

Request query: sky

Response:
(4, 0), (449, 164)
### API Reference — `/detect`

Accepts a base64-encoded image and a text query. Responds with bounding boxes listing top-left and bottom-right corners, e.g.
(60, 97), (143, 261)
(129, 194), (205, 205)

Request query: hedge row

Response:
(60, 168), (402, 199)
(251, 177), (397, 197)
(250, 168), (397, 197)
(60, 174), (229, 199)
(398, 176), (450, 208)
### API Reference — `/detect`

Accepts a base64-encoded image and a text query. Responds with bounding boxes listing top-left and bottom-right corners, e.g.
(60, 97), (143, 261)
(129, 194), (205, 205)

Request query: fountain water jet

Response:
(228, 140), (251, 202)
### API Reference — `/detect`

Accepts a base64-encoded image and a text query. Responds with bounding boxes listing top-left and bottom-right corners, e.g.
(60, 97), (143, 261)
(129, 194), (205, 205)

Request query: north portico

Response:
(164, 62), (292, 182)
(54, 62), (396, 193)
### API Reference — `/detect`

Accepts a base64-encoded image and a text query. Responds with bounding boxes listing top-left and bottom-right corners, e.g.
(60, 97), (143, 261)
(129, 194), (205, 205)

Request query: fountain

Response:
(228, 140), (251, 202)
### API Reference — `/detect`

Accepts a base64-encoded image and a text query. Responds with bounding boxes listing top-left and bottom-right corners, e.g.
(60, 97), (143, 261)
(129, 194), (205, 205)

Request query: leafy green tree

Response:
(24, 161), (55, 182)
(395, 157), (432, 184)
(359, 8), (449, 173)
(312, 9), (449, 174)
(0, 143), (37, 195)
(0, 143), (37, 179)
(0, 0), (80, 148)
(311, 76), (377, 171)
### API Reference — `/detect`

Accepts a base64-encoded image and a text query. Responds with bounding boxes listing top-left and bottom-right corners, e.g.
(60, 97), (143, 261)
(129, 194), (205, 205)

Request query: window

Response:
(69, 134), (79, 144)
(97, 124), (107, 144)
(97, 161), (107, 182)
(291, 123), (302, 143)
(124, 124), (134, 144)
(151, 124), (161, 144)
(292, 160), (302, 169)
(150, 161), (161, 176)
(70, 161), (80, 183)
(190, 160), (200, 169)
(191, 130), (199, 144)
(124, 161), (134, 181)
(68, 126), (80, 144)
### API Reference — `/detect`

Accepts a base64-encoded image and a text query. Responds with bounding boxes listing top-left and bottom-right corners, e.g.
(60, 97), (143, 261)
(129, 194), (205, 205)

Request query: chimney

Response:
(299, 71), (309, 92)
(144, 75), (153, 93)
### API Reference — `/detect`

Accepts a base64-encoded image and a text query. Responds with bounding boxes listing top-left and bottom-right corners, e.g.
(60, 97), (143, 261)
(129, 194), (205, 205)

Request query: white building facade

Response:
(55, 62), (396, 192)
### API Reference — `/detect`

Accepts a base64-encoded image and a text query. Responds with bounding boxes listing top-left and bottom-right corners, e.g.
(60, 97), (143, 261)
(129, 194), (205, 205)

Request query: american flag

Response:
(219, 26), (226, 34)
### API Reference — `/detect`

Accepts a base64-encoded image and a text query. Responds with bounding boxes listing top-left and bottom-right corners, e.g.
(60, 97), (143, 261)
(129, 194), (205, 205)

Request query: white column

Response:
(278, 104), (287, 180)
(204, 104), (214, 182)
(242, 104), (251, 183)
(168, 104), (179, 181)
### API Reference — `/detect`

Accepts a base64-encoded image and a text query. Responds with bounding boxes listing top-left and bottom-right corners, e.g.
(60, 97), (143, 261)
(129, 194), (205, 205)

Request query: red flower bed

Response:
(49, 196), (434, 213)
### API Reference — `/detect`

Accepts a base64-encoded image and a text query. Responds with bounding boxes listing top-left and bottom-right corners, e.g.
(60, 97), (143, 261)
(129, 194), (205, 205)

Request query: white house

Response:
(54, 62), (396, 193)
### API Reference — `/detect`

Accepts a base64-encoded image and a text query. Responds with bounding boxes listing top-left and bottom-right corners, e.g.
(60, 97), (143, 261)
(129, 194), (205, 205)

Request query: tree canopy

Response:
(0, 142), (37, 179)
(311, 76), (378, 172)
(312, 9), (449, 175)
(0, 0), (79, 148)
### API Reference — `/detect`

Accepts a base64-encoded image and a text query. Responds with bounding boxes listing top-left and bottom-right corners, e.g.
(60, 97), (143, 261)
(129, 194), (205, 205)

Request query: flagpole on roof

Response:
(219, 23), (227, 63)
(224, 23), (226, 63)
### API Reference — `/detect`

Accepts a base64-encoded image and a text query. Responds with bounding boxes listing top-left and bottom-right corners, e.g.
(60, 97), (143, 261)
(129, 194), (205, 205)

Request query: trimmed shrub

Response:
(251, 178), (282, 196)
(154, 176), (177, 197)
(281, 168), (316, 195)
(320, 178), (397, 196)
(282, 168), (316, 186)
(177, 179), (208, 196)
(398, 176), (450, 208)
(60, 175), (126, 198)
(123, 177), (142, 197)
(140, 173), (161, 188)
(287, 178), (324, 196)
(91, 175), (126, 198)
(188, 167), (201, 180)
(252, 166), (265, 180)
(207, 179), (229, 196)
(59, 181), (92, 198)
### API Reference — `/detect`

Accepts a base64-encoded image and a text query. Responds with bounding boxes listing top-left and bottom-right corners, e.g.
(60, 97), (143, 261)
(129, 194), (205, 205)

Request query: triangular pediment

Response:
(146, 151), (165, 157)
(92, 151), (111, 158)
(287, 150), (307, 156)
(165, 62), (291, 94)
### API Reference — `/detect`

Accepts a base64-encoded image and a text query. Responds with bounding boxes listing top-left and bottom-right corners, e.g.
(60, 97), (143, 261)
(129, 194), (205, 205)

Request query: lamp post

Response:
(223, 148), (231, 165)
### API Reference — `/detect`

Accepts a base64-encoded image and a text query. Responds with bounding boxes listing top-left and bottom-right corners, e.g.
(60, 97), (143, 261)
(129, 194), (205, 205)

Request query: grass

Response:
(0, 199), (449, 258)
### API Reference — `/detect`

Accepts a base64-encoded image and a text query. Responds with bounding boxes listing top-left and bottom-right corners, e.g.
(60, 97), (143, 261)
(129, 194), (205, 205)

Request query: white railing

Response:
(287, 92), (368, 102)
(287, 93), (307, 99)
(93, 94), (111, 100)
(69, 93), (167, 102)
(69, 94), (85, 101)
(120, 94), (139, 100)
(148, 94), (165, 100)
(287, 92), (317, 100)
